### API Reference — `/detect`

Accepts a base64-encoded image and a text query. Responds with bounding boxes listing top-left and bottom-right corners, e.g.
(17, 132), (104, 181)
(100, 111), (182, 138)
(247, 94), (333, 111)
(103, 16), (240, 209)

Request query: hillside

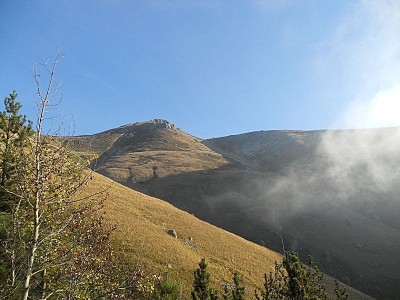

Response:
(69, 121), (400, 299)
(66, 119), (228, 183)
(79, 172), (371, 299)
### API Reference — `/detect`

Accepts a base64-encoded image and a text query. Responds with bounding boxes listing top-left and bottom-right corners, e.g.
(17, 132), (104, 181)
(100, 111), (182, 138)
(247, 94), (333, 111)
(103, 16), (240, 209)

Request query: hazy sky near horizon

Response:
(1, 0), (400, 138)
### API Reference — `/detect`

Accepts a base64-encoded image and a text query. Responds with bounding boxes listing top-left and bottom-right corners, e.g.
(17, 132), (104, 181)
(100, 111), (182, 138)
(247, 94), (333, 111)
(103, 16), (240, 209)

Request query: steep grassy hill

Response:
(79, 172), (371, 299)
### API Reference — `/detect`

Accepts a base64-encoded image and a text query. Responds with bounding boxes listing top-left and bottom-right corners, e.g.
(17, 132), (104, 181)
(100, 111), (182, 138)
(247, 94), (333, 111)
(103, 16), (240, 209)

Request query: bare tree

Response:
(0, 53), (137, 299)
(18, 51), (63, 300)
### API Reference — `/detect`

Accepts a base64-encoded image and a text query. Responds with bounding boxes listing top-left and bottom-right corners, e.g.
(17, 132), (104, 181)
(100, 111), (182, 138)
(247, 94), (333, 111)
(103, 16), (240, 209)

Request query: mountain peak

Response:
(148, 119), (176, 130)
(118, 119), (177, 132)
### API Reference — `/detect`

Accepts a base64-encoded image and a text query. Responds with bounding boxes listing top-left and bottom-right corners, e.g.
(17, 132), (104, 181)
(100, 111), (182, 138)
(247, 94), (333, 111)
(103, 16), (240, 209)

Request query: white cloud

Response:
(316, 0), (400, 128)
(339, 83), (400, 128)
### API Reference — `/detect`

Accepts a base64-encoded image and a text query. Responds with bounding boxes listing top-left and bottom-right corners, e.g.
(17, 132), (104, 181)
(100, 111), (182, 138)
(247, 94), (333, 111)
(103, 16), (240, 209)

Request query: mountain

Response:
(68, 120), (400, 299)
(80, 171), (371, 299)
(65, 119), (228, 182)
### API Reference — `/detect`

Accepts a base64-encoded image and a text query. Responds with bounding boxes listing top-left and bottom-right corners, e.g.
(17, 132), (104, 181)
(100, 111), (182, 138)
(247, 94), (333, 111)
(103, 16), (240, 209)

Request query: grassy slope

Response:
(66, 121), (228, 183)
(79, 172), (371, 299)
(139, 166), (400, 298)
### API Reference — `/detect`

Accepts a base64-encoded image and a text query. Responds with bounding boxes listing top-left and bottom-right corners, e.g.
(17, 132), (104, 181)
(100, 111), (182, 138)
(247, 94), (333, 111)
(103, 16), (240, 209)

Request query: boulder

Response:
(167, 229), (177, 238)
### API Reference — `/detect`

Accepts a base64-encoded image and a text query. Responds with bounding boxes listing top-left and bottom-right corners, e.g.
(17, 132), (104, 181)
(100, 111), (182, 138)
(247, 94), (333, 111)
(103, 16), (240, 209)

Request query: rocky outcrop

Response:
(151, 119), (176, 130)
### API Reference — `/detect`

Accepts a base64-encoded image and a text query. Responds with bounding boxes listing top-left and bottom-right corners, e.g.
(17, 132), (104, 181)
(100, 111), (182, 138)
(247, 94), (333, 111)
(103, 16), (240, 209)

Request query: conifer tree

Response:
(0, 54), (139, 299)
(283, 252), (327, 300)
(0, 90), (33, 295)
(334, 280), (349, 300)
(0, 90), (33, 211)
(231, 273), (245, 300)
(191, 258), (219, 300)
(255, 251), (329, 300)
(223, 273), (245, 300)
(156, 271), (181, 300)
(223, 285), (230, 300)
(255, 261), (286, 300)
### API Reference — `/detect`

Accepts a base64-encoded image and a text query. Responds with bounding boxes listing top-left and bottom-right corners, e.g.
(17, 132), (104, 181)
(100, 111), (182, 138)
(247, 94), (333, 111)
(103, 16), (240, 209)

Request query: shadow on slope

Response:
(117, 163), (400, 300)
(81, 172), (372, 300)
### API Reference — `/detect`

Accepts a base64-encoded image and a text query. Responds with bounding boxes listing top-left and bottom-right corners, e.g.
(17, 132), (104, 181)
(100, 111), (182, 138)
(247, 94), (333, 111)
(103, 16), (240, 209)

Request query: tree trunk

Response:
(20, 194), (40, 300)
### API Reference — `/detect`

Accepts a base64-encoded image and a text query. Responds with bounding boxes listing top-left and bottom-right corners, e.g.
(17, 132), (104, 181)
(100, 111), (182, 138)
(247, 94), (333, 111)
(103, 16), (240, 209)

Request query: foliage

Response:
(255, 251), (349, 300)
(191, 258), (219, 300)
(0, 54), (140, 299)
(0, 90), (33, 210)
(0, 90), (34, 297)
(255, 251), (326, 300)
(0, 90), (35, 296)
(223, 273), (245, 300)
(334, 280), (349, 300)
(155, 271), (181, 300)
(284, 252), (327, 300)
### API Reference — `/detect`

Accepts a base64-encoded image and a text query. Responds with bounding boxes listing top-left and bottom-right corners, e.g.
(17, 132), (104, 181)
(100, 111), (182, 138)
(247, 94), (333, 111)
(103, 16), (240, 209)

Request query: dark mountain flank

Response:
(69, 120), (400, 299)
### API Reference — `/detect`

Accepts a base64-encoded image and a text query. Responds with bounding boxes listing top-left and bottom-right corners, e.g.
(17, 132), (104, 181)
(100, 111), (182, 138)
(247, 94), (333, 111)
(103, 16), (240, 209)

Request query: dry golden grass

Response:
(77, 172), (372, 299)
(80, 172), (279, 295)
(97, 149), (228, 183)
(62, 131), (122, 155)
(65, 121), (229, 183)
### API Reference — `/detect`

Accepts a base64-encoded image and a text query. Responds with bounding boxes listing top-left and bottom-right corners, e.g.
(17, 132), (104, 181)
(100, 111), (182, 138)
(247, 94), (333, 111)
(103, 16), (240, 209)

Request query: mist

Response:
(262, 0), (400, 231)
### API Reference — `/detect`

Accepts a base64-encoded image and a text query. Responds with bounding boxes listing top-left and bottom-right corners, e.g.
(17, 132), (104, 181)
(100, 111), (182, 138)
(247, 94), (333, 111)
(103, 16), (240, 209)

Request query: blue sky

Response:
(1, 0), (400, 138)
